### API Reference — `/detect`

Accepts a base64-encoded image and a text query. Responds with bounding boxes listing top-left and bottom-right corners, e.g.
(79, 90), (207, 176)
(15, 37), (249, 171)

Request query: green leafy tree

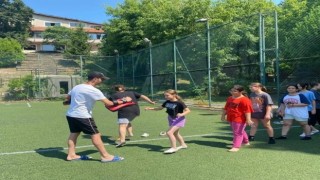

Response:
(0, 38), (24, 67)
(42, 26), (90, 55)
(101, 0), (212, 55)
(42, 26), (72, 51)
(0, 0), (33, 46)
(6, 75), (36, 100)
(65, 27), (90, 55)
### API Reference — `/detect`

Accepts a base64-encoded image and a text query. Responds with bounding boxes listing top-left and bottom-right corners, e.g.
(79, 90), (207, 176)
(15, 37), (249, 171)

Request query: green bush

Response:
(0, 38), (24, 67)
(5, 75), (36, 100)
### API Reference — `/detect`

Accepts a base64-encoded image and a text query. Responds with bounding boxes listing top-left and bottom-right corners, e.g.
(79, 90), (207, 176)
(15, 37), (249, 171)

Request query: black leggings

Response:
(308, 110), (320, 126)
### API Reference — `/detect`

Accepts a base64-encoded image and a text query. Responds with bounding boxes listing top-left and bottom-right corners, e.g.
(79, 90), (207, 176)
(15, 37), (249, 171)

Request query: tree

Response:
(0, 38), (24, 67)
(42, 26), (72, 51)
(6, 75), (36, 100)
(0, 0), (33, 46)
(101, 0), (212, 55)
(65, 27), (90, 55)
(42, 26), (91, 56)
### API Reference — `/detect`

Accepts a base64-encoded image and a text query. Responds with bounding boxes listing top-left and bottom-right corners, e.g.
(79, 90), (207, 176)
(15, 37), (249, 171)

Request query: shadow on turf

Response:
(82, 134), (115, 144)
(124, 143), (164, 152)
(185, 139), (227, 149)
(35, 147), (97, 161)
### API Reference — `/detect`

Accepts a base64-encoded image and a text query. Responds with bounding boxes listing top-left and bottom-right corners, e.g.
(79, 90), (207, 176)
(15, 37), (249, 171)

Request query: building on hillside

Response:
(25, 13), (105, 53)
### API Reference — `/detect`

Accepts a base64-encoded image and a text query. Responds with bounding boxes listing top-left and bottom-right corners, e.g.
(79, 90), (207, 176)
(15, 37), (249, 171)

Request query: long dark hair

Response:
(233, 85), (248, 97)
(114, 84), (126, 92)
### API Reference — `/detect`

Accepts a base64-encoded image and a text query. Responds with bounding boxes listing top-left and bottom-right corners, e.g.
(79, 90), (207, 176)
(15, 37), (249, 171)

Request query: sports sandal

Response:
(115, 142), (126, 148)
(68, 155), (92, 161)
(101, 156), (124, 163)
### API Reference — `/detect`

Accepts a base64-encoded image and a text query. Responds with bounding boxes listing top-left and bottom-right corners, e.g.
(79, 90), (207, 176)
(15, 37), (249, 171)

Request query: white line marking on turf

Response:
(0, 126), (299, 156)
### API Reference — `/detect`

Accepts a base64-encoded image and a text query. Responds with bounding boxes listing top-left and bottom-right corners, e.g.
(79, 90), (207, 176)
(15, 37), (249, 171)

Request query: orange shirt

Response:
(224, 96), (253, 123)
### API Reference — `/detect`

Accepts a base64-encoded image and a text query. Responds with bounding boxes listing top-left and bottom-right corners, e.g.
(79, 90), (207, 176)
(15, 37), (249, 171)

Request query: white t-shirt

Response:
(281, 94), (309, 119)
(66, 84), (106, 118)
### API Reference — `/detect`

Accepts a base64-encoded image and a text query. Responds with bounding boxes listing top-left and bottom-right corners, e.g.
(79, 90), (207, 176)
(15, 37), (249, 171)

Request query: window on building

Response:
(45, 22), (61, 27)
(88, 33), (97, 40)
(70, 22), (84, 27)
(33, 32), (43, 38)
(24, 45), (36, 50)
(90, 25), (102, 30)
(88, 34), (105, 40)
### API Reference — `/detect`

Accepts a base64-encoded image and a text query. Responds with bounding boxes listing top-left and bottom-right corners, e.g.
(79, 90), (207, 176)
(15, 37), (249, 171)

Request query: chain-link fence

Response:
(4, 11), (320, 104)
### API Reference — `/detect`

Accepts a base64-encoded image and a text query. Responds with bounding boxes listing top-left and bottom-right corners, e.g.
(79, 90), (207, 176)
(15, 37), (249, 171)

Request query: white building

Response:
(26, 13), (105, 53)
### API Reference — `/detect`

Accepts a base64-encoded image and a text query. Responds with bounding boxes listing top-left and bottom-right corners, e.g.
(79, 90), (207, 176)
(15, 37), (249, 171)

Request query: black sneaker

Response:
(268, 138), (276, 144)
(249, 136), (255, 141)
(115, 142), (126, 148)
(301, 136), (312, 140)
(275, 136), (287, 140)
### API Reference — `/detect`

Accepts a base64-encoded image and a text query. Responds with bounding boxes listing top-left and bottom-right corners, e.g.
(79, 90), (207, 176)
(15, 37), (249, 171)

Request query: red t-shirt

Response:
(224, 96), (253, 123)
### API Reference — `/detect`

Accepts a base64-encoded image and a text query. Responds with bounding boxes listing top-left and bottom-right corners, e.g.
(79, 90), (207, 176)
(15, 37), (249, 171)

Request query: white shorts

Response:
(117, 118), (129, 124)
(283, 114), (308, 122)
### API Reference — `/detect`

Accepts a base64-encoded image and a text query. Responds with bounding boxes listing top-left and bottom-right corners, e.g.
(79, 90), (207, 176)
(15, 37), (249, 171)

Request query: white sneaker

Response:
(163, 148), (177, 154)
(311, 130), (319, 135)
(299, 133), (306, 137)
(141, 133), (149, 137)
(177, 145), (188, 150)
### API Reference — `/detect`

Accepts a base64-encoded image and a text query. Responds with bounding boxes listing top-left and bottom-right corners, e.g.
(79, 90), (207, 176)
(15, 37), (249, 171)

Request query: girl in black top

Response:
(145, 89), (191, 154)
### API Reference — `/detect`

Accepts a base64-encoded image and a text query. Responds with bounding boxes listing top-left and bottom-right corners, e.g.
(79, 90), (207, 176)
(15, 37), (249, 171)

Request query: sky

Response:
(22, 0), (282, 24)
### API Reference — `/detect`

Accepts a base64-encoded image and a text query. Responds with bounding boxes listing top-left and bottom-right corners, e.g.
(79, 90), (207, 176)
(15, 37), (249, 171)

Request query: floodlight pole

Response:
(196, 18), (212, 107)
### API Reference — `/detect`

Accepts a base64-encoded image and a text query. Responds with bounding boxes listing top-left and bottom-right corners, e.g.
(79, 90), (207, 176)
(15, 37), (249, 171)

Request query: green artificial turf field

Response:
(1, 101), (320, 180)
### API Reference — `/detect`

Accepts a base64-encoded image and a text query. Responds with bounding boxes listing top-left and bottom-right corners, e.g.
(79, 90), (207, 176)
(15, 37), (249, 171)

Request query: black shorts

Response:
(66, 116), (99, 135)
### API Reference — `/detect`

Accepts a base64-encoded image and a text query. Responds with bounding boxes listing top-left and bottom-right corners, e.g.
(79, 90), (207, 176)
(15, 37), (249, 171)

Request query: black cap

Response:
(87, 72), (109, 81)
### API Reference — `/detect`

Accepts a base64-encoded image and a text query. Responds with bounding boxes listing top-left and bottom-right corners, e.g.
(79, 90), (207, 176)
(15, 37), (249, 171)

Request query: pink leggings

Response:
(230, 122), (249, 148)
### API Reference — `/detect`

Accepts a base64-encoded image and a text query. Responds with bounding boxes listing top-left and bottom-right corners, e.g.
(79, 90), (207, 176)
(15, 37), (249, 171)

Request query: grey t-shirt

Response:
(250, 92), (273, 119)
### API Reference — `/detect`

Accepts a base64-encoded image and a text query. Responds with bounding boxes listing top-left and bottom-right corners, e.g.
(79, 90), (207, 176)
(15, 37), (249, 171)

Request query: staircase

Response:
(16, 53), (81, 75)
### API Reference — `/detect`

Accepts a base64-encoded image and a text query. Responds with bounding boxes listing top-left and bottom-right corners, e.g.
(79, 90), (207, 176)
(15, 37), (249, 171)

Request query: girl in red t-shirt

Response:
(221, 85), (254, 152)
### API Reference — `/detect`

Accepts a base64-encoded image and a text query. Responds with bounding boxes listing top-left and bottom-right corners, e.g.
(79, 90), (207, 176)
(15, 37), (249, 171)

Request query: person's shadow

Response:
(185, 140), (228, 149)
(35, 147), (98, 161)
(82, 134), (115, 144)
(124, 143), (164, 152)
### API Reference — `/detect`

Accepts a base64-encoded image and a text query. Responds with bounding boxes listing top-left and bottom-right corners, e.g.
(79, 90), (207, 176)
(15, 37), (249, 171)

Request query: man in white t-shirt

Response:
(63, 71), (131, 163)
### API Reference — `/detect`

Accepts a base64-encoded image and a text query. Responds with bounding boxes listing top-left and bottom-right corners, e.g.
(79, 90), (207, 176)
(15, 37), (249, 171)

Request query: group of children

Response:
(222, 82), (320, 152)
(110, 81), (320, 154)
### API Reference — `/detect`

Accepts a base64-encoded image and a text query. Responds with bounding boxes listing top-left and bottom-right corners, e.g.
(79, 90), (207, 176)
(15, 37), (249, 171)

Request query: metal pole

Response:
(173, 40), (177, 91)
(80, 55), (83, 82)
(275, 11), (280, 101)
(132, 54), (135, 88)
(206, 21), (212, 107)
(149, 42), (154, 99)
(259, 13), (264, 84)
(262, 15), (266, 85)
(37, 54), (41, 98)
(116, 51), (120, 83)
